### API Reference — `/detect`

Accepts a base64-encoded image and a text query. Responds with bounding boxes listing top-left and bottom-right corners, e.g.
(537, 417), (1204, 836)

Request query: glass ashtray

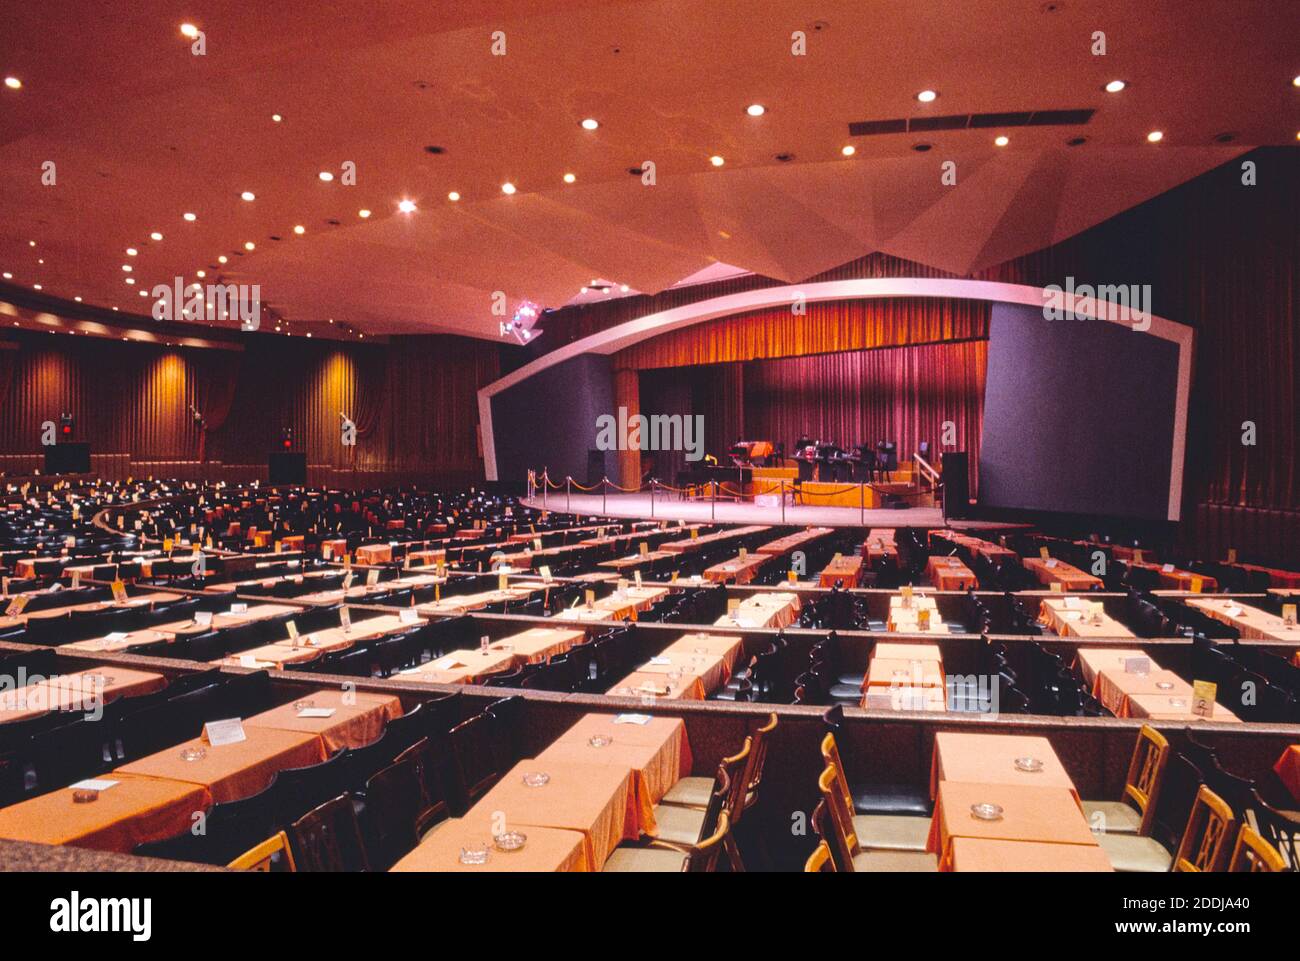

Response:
(458, 845), (491, 865)
(1169, 698), (1188, 708)
(588, 735), (613, 748)
(521, 771), (551, 788)
(71, 789), (100, 804)
(493, 832), (527, 852)
(293, 699), (316, 711)
(1155, 681), (1175, 691)
(179, 747), (207, 762)
(1014, 756), (1044, 773)
(970, 802), (1004, 821)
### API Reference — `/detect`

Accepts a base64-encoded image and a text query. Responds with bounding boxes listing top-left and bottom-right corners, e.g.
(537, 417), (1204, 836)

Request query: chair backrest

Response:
(289, 794), (370, 872)
(804, 839), (837, 873)
(447, 712), (501, 812)
(1228, 824), (1287, 872)
(740, 714), (778, 812)
(819, 732), (853, 816)
(1122, 725), (1171, 836)
(683, 811), (731, 873)
(227, 830), (296, 872)
(815, 769), (858, 871)
(360, 758), (425, 870)
(1172, 784), (1237, 872)
(717, 737), (753, 826)
(393, 736), (452, 831)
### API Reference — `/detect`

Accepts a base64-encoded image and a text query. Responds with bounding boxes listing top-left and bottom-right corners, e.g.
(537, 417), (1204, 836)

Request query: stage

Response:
(521, 490), (1024, 531)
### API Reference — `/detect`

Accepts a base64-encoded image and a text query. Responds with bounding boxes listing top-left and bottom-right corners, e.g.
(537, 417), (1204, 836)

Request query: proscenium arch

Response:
(478, 278), (1192, 520)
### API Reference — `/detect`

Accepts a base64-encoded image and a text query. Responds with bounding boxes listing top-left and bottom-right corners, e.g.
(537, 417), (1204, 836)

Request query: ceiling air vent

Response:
(848, 108), (1095, 138)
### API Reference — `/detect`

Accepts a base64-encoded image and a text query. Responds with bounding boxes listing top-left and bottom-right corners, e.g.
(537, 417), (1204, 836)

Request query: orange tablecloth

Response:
(703, 554), (767, 585)
(0, 667), (167, 722)
(1187, 598), (1300, 643)
(1125, 692), (1242, 723)
(1128, 561), (1217, 592)
(756, 527), (833, 556)
(0, 773), (211, 854)
(465, 759), (638, 871)
(1094, 668), (1191, 717)
(927, 781), (1099, 871)
(398, 648), (518, 685)
(490, 626), (586, 665)
(116, 727), (327, 804)
(150, 602), (303, 638)
(1038, 598), (1135, 638)
(714, 591), (800, 629)
(354, 544), (394, 565)
(598, 551), (675, 570)
(819, 555), (863, 588)
(948, 836), (1113, 872)
(244, 689), (403, 753)
(607, 670), (705, 701)
(1273, 745), (1300, 803)
(419, 586), (541, 615)
(1075, 648), (1152, 688)
(662, 632), (745, 676)
(389, 818), (590, 872)
(864, 658), (945, 690)
(633, 651), (728, 697)
(535, 713), (693, 836)
(1022, 557), (1103, 591)
(926, 555), (978, 591)
(930, 732), (1077, 800)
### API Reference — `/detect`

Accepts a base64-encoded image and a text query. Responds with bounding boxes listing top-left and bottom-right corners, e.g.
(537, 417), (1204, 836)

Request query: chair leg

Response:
(724, 835), (746, 872)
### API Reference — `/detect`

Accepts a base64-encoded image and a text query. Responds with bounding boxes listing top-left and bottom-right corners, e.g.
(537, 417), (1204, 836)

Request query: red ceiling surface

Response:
(0, 0), (1295, 339)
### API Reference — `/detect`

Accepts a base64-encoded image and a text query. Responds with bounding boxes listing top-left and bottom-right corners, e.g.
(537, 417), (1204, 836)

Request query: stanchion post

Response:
(566, 476), (571, 513)
(602, 477), (607, 515)
(711, 480), (717, 520)
(542, 469), (548, 509)
(860, 479), (865, 525)
(650, 479), (656, 518)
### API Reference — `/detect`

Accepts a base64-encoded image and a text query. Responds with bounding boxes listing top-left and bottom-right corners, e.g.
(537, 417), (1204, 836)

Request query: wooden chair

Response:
(1172, 785), (1237, 872)
(817, 765), (936, 871)
(820, 733), (929, 851)
(393, 736), (452, 837)
(602, 769), (731, 873)
(653, 738), (750, 871)
(1228, 825), (1288, 872)
(1082, 725), (1169, 836)
(289, 794), (371, 872)
(804, 839), (837, 873)
(227, 831), (296, 872)
(359, 758), (425, 871)
(661, 714), (778, 819)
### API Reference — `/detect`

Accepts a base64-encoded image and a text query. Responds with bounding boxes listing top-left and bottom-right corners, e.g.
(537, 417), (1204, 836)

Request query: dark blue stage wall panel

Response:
(978, 303), (1179, 521)
(491, 353), (614, 485)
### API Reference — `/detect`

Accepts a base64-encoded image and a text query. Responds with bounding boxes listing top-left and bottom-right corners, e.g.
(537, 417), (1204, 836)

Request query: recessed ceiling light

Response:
(126, 248), (137, 256)
(358, 209), (371, 218)
(1147, 130), (1163, 143)
(124, 277), (135, 285)
(183, 212), (196, 221)
(179, 23), (198, 38)
(841, 145), (856, 156)
(1, 272), (10, 279)
(916, 89), (938, 103)
(746, 104), (766, 117)
(1293, 75), (1300, 87)
(1104, 79), (1127, 93)
(447, 191), (460, 202)
(121, 264), (132, 272)
(28, 240), (35, 246)
(620, 284), (630, 293)
(240, 191), (255, 201)
(271, 114), (282, 122)
(709, 155), (725, 167)
(218, 255), (228, 264)
(244, 241), (255, 250)
(994, 135), (1010, 147)
(500, 183), (516, 195)
(563, 173), (576, 184)
(293, 224), (305, 234)
(196, 270), (205, 278)
(74, 296), (82, 302)
(318, 171), (334, 182)
(150, 232), (163, 241)
(4, 77), (21, 90)
(33, 284), (42, 290)
(398, 199), (417, 212)
(580, 118), (599, 130)
(37, 259), (43, 264)
(139, 290), (148, 297)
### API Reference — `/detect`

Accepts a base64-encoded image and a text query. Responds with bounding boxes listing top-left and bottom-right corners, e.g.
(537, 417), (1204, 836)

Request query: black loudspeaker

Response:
(45, 443), (91, 474)
(941, 452), (970, 519)
(268, 452), (307, 485)
(586, 449), (607, 487)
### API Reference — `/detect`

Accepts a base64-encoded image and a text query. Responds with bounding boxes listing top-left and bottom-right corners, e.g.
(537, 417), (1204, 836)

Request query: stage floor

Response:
(522, 491), (1024, 531)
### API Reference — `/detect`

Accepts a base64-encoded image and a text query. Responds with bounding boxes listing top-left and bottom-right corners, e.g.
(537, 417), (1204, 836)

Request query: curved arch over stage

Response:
(479, 278), (1192, 519)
